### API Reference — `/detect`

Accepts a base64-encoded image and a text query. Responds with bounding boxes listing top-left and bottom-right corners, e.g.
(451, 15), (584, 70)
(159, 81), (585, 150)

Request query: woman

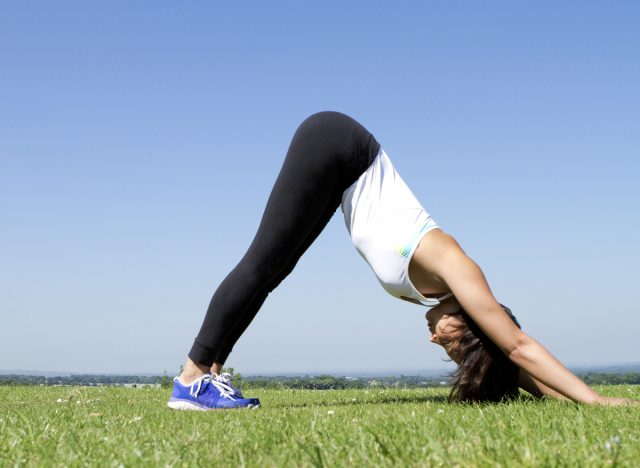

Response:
(168, 111), (635, 410)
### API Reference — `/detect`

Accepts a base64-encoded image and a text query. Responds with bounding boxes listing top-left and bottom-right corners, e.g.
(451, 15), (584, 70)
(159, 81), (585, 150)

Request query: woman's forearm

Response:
(518, 370), (569, 400)
(509, 335), (601, 404)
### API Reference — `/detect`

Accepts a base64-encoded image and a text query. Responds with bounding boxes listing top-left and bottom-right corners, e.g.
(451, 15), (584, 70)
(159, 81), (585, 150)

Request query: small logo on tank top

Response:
(395, 245), (411, 259)
(395, 220), (436, 259)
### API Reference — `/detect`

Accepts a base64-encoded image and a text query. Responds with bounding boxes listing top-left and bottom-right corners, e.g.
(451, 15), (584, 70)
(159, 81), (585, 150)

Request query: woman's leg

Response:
(180, 195), (345, 382)
(183, 111), (379, 380)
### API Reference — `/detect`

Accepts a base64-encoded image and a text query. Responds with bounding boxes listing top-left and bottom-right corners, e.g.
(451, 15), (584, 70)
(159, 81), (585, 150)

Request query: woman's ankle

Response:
(179, 359), (210, 385)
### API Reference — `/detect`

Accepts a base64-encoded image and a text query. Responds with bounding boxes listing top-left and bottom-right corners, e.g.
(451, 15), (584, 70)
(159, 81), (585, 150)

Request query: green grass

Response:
(1, 385), (639, 467)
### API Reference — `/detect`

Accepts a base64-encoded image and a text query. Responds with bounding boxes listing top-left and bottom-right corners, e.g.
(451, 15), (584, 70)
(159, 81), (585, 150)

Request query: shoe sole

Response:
(167, 400), (260, 411)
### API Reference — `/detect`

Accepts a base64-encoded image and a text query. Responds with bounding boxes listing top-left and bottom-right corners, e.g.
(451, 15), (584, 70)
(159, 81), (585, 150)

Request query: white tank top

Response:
(341, 148), (451, 307)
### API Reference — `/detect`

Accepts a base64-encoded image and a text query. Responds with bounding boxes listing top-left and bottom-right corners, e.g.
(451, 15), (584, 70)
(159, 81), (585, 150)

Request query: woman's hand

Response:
(595, 396), (640, 406)
(519, 371), (640, 406)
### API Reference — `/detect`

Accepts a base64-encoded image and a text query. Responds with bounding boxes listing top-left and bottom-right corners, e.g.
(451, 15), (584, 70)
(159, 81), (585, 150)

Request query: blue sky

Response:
(1, 1), (639, 375)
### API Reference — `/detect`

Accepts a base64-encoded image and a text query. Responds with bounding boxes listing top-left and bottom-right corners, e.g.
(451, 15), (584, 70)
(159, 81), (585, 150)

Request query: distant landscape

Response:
(2, 363), (640, 388)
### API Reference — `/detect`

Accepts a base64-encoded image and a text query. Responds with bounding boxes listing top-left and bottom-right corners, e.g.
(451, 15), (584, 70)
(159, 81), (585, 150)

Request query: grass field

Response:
(1, 385), (639, 467)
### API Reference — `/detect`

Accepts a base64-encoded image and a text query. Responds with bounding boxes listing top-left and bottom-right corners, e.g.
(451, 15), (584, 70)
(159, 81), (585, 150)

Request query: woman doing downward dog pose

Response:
(168, 111), (636, 410)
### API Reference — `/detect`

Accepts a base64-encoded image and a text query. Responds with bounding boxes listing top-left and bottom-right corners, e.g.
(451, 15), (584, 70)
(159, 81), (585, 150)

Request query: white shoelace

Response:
(189, 374), (238, 400)
(215, 372), (243, 398)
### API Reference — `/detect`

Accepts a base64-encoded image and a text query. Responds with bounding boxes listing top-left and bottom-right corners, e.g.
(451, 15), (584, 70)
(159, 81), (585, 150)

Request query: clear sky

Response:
(1, 1), (639, 375)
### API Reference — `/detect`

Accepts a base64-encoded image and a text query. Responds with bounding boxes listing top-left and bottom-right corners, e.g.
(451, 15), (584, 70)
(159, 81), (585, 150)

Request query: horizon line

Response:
(2, 361), (640, 378)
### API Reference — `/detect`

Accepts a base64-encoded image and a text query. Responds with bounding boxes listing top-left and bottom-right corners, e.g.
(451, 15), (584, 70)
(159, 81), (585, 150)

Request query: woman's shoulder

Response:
(410, 229), (466, 291)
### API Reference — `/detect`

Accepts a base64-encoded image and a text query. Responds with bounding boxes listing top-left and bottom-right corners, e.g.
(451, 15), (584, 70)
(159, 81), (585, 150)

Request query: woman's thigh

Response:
(242, 111), (379, 279)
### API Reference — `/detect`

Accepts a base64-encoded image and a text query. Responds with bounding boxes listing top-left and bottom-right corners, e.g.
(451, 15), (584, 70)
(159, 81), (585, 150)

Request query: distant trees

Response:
(157, 371), (172, 389)
(241, 375), (448, 390)
(580, 372), (640, 385)
(1, 371), (639, 388)
(0, 374), (159, 386)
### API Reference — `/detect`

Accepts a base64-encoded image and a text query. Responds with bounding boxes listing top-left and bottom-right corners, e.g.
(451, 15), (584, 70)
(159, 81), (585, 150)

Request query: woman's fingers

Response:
(596, 396), (640, 406)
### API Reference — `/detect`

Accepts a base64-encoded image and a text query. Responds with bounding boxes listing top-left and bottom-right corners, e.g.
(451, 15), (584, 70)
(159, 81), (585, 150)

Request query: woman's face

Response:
(426, 301), (464, 363)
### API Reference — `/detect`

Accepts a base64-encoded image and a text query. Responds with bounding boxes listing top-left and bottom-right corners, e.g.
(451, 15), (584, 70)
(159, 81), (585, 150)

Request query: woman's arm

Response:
(439, 242), (637, 405)
(424, 233), (605, 404)
(518, 370), (568, 400)
(518, 371), (637, 405)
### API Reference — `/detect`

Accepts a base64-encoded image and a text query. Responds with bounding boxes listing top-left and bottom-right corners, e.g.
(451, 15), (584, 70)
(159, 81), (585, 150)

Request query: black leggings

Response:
(189, 111), (380, 366)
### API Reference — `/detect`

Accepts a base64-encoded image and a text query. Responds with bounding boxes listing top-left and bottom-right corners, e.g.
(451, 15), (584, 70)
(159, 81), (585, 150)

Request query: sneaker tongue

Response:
(178, 372), (211, 387)
(198, 373), (213, 382)
(193, 373), (213, 388)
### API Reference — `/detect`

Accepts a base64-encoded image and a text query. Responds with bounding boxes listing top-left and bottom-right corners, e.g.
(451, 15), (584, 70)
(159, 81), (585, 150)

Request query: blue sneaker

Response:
(167, 373), (260, 411)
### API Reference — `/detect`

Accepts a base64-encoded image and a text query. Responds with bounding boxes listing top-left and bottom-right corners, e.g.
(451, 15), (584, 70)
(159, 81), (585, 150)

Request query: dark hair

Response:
(448, 304), (521, 403)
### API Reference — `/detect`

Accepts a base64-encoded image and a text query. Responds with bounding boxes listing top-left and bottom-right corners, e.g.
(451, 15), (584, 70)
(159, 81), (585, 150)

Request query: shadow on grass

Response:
(271, 393), (544, 409)
(275, 393), (451, 409)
